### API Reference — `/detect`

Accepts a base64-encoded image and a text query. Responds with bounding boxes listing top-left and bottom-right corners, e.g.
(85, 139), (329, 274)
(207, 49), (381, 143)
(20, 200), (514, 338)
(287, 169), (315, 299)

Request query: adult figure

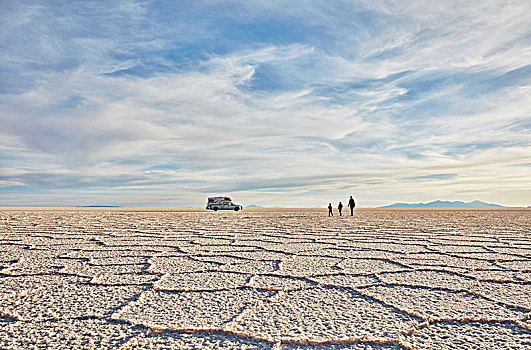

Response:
(338, 201), (343, 216)
(328, 203), (333, 216)
(348, 196), (356, 216)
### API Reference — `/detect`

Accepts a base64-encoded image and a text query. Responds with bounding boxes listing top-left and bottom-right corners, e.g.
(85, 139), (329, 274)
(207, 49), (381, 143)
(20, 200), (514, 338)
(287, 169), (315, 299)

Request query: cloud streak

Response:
(1, 0), (530, 207)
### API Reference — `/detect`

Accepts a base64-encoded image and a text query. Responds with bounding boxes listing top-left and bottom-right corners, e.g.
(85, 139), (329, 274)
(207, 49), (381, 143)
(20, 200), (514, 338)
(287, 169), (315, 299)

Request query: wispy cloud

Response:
(1, 1), (530, 207)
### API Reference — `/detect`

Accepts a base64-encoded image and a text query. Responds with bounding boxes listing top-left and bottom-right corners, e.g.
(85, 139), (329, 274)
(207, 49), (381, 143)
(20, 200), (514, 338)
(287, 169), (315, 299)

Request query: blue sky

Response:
(1, 0), (530, 207)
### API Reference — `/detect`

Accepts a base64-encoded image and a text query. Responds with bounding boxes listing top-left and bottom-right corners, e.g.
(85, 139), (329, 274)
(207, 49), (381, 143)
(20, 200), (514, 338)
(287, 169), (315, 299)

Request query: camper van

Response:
(206, 197), (243, 211)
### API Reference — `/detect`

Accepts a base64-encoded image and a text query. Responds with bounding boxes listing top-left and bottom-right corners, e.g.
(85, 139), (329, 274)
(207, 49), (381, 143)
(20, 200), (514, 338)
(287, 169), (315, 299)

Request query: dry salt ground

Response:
(0, 208), (530, 349)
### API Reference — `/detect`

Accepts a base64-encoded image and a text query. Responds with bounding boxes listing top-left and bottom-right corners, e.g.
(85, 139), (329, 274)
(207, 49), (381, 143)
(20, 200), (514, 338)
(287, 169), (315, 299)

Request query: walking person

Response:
(338, 201), (343, 216)
(328, 203), (333, 216)
(348, 196), (356, 216)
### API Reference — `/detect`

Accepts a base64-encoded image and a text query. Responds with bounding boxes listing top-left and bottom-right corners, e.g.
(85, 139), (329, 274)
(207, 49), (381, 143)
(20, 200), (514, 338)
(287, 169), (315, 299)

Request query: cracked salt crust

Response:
(519, 319), (531, 329)
(130, 330), (273, 349)
(1, 257), (69, 276)
(0, 318), (147, 349)
(308, 274), (380, 288)
(361, 285), (527, 321)
(219, 260), (280, 274)
(63, 248), (165, 259)
(344, 242), (426, 254)
(80, 245), (169, 253)
(89, 256), (152, 265)
(516, 271), (531, 282)
(231, 287), (421, 342)
(451, 252), (524, 261)
(337, 259), (407, 274)
(400, 321), (531, 349)
(1, 209), (530, 349)
(489, 247), (531, 257)
(378, 270), (476, 290)
(0, 275), (85, 299)
(155, 271), (251, 291)
(395, 253), (497, 269)
(22, 247), (91, 259)
(471, 281), (531, 309)
(0, 246), (30, 262)
(90, 273), (161, 286)
(180, 244), (260, 254)
(60, 261), (147, 277)
(191, 237), (235, 245)
(229, 250), (292, 261)
(98, 238), (174, 248)
(463, 269), (527, 282)
(310, 248), (404, 259)
(116, 288), (275, 330)
(193, 254), (252, 265)
(0, 283), (148, 321)
(277, 256), (342, 277)
(146, 256), (220, 274)
(431, 245), (491, 253)
(497, 260), (531, 271)
(281, 343), (401, 349)
(247, 275), (317, 291)
(269, 242), (338, 255)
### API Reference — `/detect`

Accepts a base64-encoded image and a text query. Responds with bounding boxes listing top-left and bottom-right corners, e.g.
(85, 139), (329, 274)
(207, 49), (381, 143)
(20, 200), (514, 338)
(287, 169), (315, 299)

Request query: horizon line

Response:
(0, 207), (529, 211)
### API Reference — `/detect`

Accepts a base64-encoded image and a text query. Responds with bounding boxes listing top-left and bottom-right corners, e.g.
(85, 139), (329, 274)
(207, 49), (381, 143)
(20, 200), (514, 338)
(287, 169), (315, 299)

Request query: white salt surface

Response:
(399, 321), (531, 349)
(130, 330), (273, 349)
(155, 271), (252, 291)
(0, 209), (530, 349)
(0, 318), (146, 349)
(229, 287), (421, 342)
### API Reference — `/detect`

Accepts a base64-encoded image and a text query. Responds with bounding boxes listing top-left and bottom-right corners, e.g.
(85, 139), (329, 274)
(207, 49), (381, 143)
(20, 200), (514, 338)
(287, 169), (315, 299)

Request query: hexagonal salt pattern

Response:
(130, 331), (273, 349)
(471, 281), (531, 309)
(154, 271), (252, 291)
(0, 318), (147, 349)
(281, 343), (401, 350)
(361, 285), (527, 321)
(115, 288), (275, 330)
(400, 321), (531, 349)
(247, 274), (317, 291)
(1, 208), (530, 349)
(377, 270), (477, 290)
(229, 287), (422, 343)
(0, 282), (149, 321)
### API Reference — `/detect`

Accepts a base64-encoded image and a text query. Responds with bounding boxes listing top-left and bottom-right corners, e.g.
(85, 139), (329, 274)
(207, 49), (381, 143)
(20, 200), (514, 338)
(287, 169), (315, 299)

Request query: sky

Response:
(1, 0), (530, 208)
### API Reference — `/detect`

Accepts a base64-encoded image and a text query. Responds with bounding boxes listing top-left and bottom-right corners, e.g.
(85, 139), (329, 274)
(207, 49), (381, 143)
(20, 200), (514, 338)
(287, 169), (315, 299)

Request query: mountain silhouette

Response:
(379, 200), (505, 209)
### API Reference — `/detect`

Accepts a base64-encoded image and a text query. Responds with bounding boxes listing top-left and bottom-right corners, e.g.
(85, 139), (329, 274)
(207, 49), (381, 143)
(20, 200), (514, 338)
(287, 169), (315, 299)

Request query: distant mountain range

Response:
(244, 201), (526, 209)
(378, 200), (507, 209)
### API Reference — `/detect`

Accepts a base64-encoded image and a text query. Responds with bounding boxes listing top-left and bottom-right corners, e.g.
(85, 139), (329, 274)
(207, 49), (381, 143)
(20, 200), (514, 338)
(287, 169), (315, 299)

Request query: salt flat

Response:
(0, 209), (530, 349)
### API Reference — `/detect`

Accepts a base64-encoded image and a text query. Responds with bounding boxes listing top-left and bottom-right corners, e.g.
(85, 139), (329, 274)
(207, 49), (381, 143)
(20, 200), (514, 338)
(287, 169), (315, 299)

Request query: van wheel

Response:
(234, 207), (239, 211)
(213, 207), (218, 211)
